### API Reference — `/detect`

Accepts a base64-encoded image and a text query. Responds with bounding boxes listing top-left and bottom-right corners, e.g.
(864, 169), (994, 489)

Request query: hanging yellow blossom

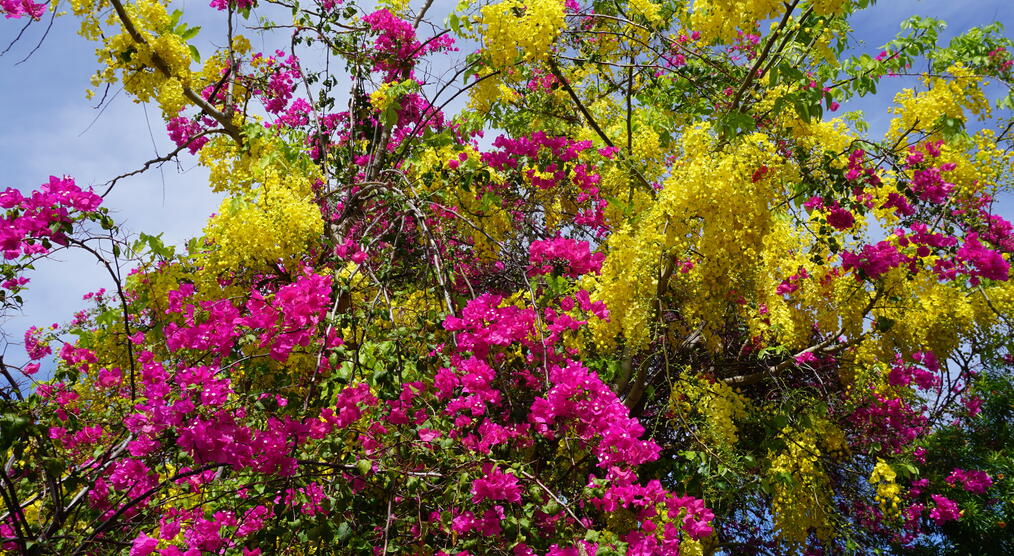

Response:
(480, 0), (566, 67)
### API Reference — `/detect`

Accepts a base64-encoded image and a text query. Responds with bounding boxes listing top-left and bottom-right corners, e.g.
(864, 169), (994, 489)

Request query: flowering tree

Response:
(1, 0), (1013, 554)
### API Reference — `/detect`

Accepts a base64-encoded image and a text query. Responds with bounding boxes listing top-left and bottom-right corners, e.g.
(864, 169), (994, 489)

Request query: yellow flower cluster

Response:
(391, 289), (444, 328)
(203, 184), (323, 274)
(378, 0), (411, 17)
(199, 134), (324, 274)
(577, 99), (661, 222)
(808, 0), (848, 16)
(156, 77), (187, 115)
(758, 85), (857, 156)
(927, 129), (1014, 200)
(887, 64), (990, 141)
(812, 26), (841, 67)
(748, 219), (874, 351)
(134, 0), (171, 31)
(200, 135), (317, 197)
(369, 79), (410, 113)
(689, 0), (785, 43)
(127, 257), (191, 316)
(869, 459), (903, 518)
(68, 0), (103, 17)
(628, 0), (663, 26)
(480, 0), (566, 67)
(871, 271), (978, 360)
(671, 375), (750, 449)
(590, 124), (791, 351)
(630, 121), (667, 184)
(768, 423), (832, 544)
(87, 0), (201, 117)
(467, 74), (504, 113)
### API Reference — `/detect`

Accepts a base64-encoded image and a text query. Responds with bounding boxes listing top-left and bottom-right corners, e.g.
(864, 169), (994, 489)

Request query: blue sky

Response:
(0, 0), (1010, 363)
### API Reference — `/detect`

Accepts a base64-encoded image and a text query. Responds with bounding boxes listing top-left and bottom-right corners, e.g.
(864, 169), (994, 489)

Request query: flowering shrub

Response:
(1, 1), (1013, 554)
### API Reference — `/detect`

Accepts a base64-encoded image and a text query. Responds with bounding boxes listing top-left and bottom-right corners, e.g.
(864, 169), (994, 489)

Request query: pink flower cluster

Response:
(902, 222), (958, 259)
(528, 238), (605, 277)
(241, 272), (334, 361)
(592, 471), (714, 553)
(23, 325), (52, 360)
(1, 0), (44, 19)
(131, 505), (266, 555)
(558, 289), (608, 320)
(882, 191), (915, 217)
(945, 468), (993, 494)
(450, 506), (508, 537)
(435, 283), (713, 549)
(0, 176), (102, 260)
(526, 70), (559, 91)
(840, 240), (907, 279)
(845, 149), (883, 188)
(803, 196), (857, 231)
(387, 91), (447, 149)
(471, 464), (522, 504)
(479, 133), (608, 232)
(531, 361), (661, 467)
(167, 116), (211, 154)
(956, 232), (1010, 284)
(910, 164), (956, 205)
(850, 392), (927, 454)
(481, 132), (592, 171)
(443, 293), (535, 358)
(846, 198), (1011, 286)
(929, 494), (961, 525)
(987, 46), (1013, 74)
(901, 142), (958, 204)
(121, 355), (371, 484)
(826, 203), (856, 230)
(776, 267), (809, 296)
(249, 50), (302, 114)
(271, 97), (313, 129)
(165, 272), (335, 362)
(362, 9), (455, 82)
(86, 458), (160, 520)
(164, 290), (242, 356)
(209, 0), (254, 11)
(887, 352), (940, 391)
(982, 212), (1014, 253)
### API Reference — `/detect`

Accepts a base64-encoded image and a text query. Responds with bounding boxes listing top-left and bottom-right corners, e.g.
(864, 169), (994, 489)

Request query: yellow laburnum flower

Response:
(869, 458), (903, 517)
(480, 0), (566, 67)
(809, 0), (848, 16)
(203, 180), (323, 273)
(768, 422), (833, 544)
(378, 0), (411, 16)
(591, 123), (791, 351)
(671, 375), (750, 449)
(887, 64), (989, 141)
(629, 0), (663, 26)
(690, 0), (785, 43)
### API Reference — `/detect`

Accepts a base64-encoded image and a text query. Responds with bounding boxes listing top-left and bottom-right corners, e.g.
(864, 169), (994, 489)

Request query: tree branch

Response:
(107, 0), (243, 143)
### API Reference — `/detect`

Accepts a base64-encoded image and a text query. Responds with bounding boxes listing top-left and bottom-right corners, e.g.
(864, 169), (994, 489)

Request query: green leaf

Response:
(180, 26), (201, 41)
(0, 413), (29, 452)
(876, 317), (896, 332)
(772, 414), (789, 430)
(383, 106), (399, 127)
